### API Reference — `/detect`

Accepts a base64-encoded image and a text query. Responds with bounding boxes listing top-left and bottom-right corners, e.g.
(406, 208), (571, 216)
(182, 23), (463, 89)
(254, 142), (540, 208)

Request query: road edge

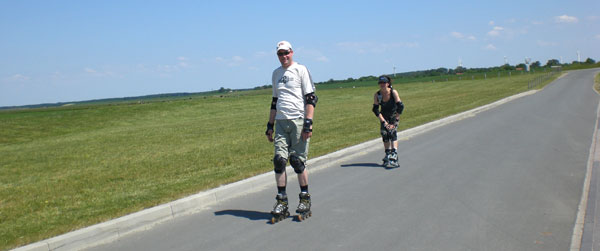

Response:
(572, 75), (600, 251)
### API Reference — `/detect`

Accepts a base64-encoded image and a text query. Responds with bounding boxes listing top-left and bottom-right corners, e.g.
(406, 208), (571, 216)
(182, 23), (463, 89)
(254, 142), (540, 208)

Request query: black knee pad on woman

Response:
(381, 128), (397, 142)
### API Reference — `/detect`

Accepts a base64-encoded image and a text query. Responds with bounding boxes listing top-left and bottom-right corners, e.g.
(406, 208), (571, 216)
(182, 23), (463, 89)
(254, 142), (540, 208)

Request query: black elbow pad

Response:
(304, 92), (318, 107)
(396, 101), (404, 114)
(271, 97), (278, 110)
(372, 104), (380, 116)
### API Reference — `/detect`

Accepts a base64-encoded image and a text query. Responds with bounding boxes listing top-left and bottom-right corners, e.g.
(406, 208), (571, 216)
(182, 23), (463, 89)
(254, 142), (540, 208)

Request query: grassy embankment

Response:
(0, 71), (558, 250)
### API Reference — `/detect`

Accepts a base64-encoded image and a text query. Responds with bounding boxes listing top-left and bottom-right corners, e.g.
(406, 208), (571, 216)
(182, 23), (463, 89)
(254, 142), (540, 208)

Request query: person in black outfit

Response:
(372, 75), (404, 167)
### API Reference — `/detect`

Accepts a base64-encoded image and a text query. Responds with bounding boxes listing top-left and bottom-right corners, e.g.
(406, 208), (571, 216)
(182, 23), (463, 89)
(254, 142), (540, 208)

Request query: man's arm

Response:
(302, 93), (317, 141)
(266, 97), (277, 142)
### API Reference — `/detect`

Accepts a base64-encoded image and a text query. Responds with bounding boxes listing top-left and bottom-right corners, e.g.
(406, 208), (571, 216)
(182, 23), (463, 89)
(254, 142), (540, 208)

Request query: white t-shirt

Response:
(272, 62), (315, 120)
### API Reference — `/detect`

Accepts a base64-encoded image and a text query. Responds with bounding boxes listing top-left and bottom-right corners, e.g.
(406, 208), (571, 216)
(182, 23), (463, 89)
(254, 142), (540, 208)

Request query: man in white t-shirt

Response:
(265, 41), (317, 221)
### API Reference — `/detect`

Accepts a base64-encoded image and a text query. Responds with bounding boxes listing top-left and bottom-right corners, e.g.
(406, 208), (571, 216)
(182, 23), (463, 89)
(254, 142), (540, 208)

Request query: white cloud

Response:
(177, 56), (189, 68)
(294, 47), (330, 62)
(450, 31), (476, 41)
(230, 56), (244, 66)
(336, 42), (369, 54)
(516, 27), (529, 35)
(532, 20), (543, 25)
(405, 42), (420, 48)
(537, 40), (558, 47)
(336, 41), (419, 54)
(215, 56), (244, 66)
(484, 44), (497, 50)
(157, 65), (176, 72)
(134, 57), (192, 77)
(594, 34), (600, 40)
(51, 71), (65, 81)
(450, 31), (464, 39)
(254, 51), (270, 58)
(555, 15), (578, 23)
(4, 74), (30, 82)
(487, 26), (504, 37)
(316, 56), (329, 62)
(84, 68), (97, 74)
(84, 67), (118, 77)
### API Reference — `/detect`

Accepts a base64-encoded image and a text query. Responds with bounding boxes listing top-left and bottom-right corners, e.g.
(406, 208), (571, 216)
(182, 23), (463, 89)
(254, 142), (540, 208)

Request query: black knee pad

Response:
(289, 155), (305, 174)
(273, 155), (287, 174)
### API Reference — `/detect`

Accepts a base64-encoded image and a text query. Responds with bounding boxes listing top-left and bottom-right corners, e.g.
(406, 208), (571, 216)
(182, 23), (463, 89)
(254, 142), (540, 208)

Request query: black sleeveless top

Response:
(377, 90), (397, 119)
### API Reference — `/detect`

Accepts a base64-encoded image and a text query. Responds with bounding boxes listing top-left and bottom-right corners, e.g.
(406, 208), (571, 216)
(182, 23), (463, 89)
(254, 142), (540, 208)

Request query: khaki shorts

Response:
(274, 118), (309, 162)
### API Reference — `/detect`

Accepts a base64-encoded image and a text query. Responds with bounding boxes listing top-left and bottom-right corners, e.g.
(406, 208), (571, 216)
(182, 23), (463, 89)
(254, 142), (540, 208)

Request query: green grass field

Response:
(0, 72), (559, 249)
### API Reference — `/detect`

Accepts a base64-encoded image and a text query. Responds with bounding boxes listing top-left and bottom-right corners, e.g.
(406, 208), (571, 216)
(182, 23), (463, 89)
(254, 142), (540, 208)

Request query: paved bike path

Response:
(16, 69), (600, 251)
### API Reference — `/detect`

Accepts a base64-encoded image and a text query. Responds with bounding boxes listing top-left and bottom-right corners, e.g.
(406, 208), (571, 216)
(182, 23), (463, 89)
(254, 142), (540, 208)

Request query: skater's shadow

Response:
(214, 209), (272, 222)
(340, 163), (384, 168)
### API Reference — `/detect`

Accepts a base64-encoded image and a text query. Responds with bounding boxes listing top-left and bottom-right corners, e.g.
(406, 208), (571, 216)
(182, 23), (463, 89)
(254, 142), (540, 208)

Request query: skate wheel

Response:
(271, 217), (276, 224)
(297, 215), (303, 221)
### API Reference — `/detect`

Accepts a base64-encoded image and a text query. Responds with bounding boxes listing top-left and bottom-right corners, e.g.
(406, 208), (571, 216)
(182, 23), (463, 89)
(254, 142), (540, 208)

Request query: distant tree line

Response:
(311, 57), (597, 85)
(218, 87), (232, 93)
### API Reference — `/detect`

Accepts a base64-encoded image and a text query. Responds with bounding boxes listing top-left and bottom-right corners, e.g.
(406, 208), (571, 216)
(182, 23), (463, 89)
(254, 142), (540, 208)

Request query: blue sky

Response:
(1, 0), (598, 107)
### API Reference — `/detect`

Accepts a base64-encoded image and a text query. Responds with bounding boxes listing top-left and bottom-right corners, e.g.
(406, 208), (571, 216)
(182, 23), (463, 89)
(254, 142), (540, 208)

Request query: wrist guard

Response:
(266, 122), (274, 135)
(303, 119), (313, 133)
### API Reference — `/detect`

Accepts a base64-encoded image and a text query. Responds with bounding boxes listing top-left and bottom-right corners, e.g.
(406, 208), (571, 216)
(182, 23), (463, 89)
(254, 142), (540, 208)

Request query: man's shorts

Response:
(274, 118), (309, 162)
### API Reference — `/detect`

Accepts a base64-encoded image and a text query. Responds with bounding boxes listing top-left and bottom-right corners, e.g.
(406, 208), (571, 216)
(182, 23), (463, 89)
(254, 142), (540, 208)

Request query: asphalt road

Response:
(87, 69), (600, 251)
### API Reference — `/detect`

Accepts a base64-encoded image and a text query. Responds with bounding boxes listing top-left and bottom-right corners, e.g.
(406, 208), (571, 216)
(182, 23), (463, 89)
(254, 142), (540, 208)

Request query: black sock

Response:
(300, 185), (308, 194)
(277, 186), (287, 196)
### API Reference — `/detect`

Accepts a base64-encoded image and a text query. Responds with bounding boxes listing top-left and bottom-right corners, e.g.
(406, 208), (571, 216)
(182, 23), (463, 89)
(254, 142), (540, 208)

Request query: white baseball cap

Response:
(276, 41), (292, 51)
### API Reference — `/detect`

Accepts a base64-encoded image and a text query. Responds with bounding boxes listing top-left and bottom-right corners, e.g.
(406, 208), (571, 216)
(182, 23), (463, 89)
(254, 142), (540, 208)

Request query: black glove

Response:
(303, 119), (313, 133)
(265, 122), (274, 135)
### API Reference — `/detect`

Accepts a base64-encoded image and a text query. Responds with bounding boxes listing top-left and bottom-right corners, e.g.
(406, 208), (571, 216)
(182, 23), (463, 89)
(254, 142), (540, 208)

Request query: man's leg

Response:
(273, 120), (291, 194)
(290, 118), (311, 213)
(297, 169), (308, 186)
(271, 120), (291, 220)
(274, 154), (288, 191)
